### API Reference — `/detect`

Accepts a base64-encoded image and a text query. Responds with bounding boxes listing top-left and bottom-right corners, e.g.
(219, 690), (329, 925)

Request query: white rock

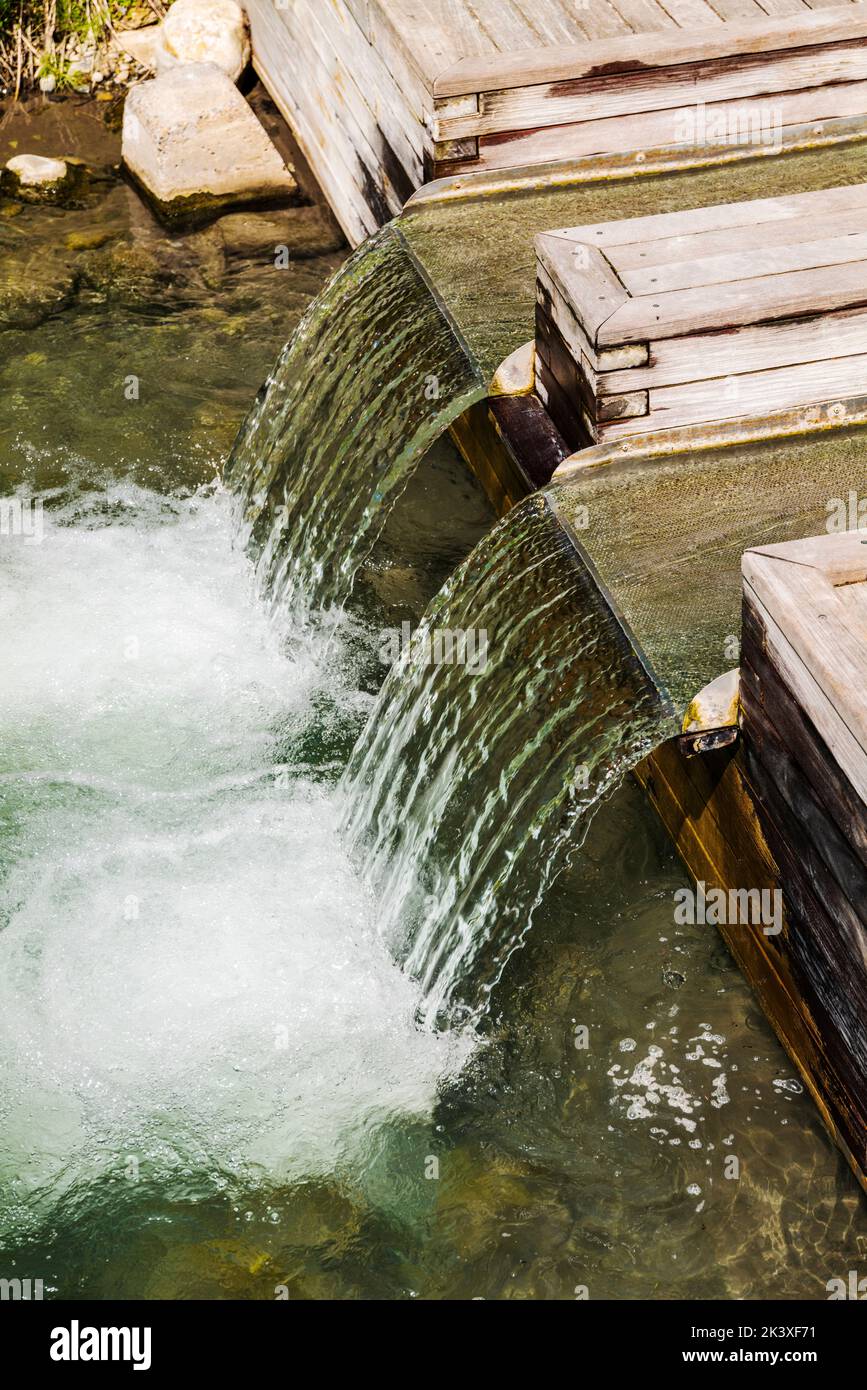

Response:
(157, 0), (250, 82)
(116, 27), (161, 69)
(6, 154), (68, 187)
(122, 64), (296, 214)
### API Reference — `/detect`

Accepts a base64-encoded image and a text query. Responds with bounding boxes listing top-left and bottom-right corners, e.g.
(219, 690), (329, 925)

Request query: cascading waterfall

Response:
(224, 223), (487, 615)
(222, 218), (675, 1027)
(342, 489), (674, 1027)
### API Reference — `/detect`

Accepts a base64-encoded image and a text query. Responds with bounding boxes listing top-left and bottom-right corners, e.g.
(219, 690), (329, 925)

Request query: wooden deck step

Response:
(245, 0), (867, 245)
(535, 183), (867, 447)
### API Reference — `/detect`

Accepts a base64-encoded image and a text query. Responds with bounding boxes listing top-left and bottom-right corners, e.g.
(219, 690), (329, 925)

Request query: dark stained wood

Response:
(448, 391), (569, 513)
(488, 394), (570, 489)
(740, 600), (867, 874)
(727, 553), (867, 1180)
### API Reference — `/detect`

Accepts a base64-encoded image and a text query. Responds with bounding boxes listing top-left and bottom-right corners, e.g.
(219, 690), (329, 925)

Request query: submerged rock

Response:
(0, 252), (78, 329)
(217, 205), (344, 260)
(78, 240), (171, 307)
(4, 154), (69, 202)
(122, 64), (297, 224)
(157, 0), (250, 82)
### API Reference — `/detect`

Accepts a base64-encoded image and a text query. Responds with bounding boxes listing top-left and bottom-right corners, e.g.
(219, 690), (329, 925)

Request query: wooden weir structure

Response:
(535, 183), (867, 445)
(246, 0), (867, 244)
(246, 1), (867, 1189)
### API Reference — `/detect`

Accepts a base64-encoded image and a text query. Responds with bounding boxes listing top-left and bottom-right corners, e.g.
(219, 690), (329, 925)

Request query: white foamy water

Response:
(0, 486), (469, 1237)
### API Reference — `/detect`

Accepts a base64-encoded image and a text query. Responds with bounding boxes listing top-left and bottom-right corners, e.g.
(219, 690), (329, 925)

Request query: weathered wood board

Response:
(736, 531), (867, 1181)
(245, 0), (867, 245)
(536, 183), (867, 448)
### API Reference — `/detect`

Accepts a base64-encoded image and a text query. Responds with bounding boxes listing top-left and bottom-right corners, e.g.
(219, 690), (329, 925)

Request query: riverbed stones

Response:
(122, 64), (297, 222)
(157, 0), (250, 82)
(4, 154), (69, 202)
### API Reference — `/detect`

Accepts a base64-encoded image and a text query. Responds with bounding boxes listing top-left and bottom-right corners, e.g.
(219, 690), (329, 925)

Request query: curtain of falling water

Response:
(224, 224), (487, 615)
(342, 490), (675, 1027)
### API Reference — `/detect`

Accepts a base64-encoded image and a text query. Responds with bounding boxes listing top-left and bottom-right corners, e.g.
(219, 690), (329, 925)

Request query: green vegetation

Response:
(0, 0), (166, 96)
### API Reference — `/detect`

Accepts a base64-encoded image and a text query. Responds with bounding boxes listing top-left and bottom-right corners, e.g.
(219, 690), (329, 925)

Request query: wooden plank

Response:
(743, 739), (867, 1054)
(600, 350), (867, 436)
(597, 388), (649, 419)
(433, 7), (867, 95)
(636, 738), (867, 1188)
(536, 266), (599, 379)
(835, 579), (867, 641)
(445, 76), (867, 175)
(271, 11), (407, 213)
(291, 0), (422, 192)
(599, 305), (867, 392)
(599, 258), (867, 343)
(740, 603), (867, 875)
(578, 0), (637, 39)
(249, 0), (430, 242)
(759, 0), (813, 14)
(708, 0), (770, 16)
(521, 0), (619, 42)
(433, 40), (867, 141)
(504, 0), (590, 44)
(606, 202), (867, 271)
(536, 313), (598, 423)
(378, 0), (496, 89)
(619, 228), (867, 295)
(740, 751), (867, 1152)
(656, 0), (729, 25)
(604, 0), (673, 34)
(343, 0), (372, 41)
(365, 0), (433, 113)
(470, 0), (547, 49)
(745, 744), (867, 1013)
(248, 0), (375, 242)
(536, 369), (592, 450)
(749, 529), (867, 582)
(536, 309), (594, 411)
(536, 232), (630, 347)
(738, 612), (867, 1105)
(742, 560), (867, 800)
(552, 180), (867, 254)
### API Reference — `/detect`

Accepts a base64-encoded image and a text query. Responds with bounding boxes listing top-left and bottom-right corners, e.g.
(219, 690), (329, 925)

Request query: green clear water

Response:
(0, 116), (863, 1301)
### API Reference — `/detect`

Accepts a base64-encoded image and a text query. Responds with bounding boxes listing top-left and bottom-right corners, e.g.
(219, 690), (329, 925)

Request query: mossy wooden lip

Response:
(553, 397), (867, 478)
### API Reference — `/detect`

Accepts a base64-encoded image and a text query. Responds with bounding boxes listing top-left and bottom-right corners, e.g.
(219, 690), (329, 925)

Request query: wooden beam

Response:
(433, 7), (867, 96)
